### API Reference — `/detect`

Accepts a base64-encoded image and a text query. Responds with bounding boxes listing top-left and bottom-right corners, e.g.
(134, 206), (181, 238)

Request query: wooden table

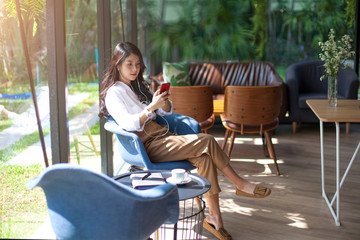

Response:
(306, 99), (360, 226)
(213, 100), (224, 116)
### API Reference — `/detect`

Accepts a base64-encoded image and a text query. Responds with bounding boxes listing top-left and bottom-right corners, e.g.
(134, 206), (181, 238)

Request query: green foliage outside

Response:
(0, 0), (46, 94)
(150, 0), (253, 62)
(148, 0), (356, 69)
(1, 0), (357, 93)
(275, 65), (287, 82)
(68, 82), (99, 95)
(65, 0), (98, 84)
(0, 0), (98, 96)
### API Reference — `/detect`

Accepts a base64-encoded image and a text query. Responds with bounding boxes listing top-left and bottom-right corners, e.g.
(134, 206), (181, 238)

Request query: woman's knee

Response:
(192, 153), (214, 169)
(199, 133), (216, 144)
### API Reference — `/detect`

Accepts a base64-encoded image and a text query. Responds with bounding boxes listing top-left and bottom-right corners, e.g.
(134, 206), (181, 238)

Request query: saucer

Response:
(166, 176), (192, 185)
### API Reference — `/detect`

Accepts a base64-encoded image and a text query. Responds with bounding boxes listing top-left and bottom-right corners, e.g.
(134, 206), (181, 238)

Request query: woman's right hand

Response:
(147, 89), (169, 112)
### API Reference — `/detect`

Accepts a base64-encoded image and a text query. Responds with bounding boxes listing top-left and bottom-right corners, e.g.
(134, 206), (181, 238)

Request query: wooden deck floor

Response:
(33, 121), (360, 239)
(202, 122), (360, 240)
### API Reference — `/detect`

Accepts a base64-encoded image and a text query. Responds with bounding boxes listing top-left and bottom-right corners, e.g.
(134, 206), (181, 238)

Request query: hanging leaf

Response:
(32, 20), (37, 37)
(4, 0), (45, 35)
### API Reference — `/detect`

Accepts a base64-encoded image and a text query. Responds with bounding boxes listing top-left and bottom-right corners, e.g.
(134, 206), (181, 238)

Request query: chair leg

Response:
(264, 131), (280, 175)
(346, 122), (350, 134)
(74, 137), (80, 164)
(222, 129), (231, 150)
(292, 122), (297, 134)
(227, 131), (236, 157)
(262, 133), (270, 157)
(86, 124), (99, 156)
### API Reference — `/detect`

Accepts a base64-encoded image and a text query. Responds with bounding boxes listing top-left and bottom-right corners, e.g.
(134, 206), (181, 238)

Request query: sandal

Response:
(203, 219), (232, 240)
(236, 185), (271, 198)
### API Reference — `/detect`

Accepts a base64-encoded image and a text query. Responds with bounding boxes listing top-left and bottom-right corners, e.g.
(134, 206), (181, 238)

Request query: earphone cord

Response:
(133, 78), (170, 138)
(143, 115), (169, 138)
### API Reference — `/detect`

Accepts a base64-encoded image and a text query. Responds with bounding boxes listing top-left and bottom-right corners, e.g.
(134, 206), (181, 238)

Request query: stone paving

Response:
(1, 86), (99, 166)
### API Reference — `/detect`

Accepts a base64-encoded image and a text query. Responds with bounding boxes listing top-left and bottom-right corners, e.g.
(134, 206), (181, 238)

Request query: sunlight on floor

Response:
(219, 198), (257, 216)
(215, 137), (279, 145)
(286, 213), (309, 229)
(230, 159), (284, 164)
(230, 158), (285, 174)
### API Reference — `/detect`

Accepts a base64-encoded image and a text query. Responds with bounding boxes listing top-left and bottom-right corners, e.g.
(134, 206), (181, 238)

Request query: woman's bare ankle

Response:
(206, 214), (223, 230)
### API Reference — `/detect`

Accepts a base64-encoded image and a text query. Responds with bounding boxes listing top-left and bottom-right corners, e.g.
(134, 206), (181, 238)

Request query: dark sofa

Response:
(285, 60), (359, 133)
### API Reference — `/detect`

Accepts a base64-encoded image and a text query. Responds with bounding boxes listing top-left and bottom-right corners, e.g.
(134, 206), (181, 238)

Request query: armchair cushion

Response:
(163, 61), (191, 86)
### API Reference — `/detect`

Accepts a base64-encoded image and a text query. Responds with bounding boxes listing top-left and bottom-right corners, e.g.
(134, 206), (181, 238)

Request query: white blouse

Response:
(105, 81), (173, 132)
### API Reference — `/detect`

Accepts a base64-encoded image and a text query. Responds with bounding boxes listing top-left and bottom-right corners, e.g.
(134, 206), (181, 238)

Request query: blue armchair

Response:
(104, 113), (201, 171)
(27, 164), (179, 240)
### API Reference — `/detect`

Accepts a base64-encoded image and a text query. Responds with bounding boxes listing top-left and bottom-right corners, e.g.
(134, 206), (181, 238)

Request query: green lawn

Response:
(0, 164), (47, 238)
(0, 119), (13, 132)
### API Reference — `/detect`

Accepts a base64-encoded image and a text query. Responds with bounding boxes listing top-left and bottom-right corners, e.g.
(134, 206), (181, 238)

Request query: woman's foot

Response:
(220, 165), (263, 196)
(205, 215), (221, 230)
(203, 217), (232, 240)
(236, 184), (271, 198)
(238, 181), (257, 195)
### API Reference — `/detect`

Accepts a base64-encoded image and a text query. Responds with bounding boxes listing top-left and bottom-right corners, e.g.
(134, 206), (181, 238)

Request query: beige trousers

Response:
(136, 121), (230, 196)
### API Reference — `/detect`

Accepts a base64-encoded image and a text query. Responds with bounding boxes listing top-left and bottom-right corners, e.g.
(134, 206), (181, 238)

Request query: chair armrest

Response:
(104, 117), (151, 168)
(104, 117), (127, 135)
(337, 67), (359, 98)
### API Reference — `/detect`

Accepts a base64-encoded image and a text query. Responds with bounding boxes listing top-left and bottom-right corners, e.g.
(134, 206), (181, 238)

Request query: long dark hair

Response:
(98, 42), (153, 119)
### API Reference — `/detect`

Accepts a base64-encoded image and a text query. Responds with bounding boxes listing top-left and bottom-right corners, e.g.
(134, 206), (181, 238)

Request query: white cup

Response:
(171, 168), (187, 182)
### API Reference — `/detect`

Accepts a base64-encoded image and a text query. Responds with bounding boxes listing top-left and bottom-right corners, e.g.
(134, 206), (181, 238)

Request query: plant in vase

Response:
(318, 29), (355, 107)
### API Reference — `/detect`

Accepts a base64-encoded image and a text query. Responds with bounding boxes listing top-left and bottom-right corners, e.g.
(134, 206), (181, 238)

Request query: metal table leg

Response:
(320, 121), (340, 226)
(320, 121), (360, 226)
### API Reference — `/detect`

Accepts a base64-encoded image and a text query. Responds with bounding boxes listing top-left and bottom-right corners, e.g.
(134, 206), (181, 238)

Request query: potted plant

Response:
(318, 29), (355, 107)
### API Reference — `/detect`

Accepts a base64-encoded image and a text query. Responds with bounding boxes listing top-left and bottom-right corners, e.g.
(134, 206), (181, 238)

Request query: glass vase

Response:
(327, 76), (338, 107)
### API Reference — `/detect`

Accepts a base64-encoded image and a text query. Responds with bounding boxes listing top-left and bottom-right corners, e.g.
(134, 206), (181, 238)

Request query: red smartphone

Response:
(159, 83), (170, 94)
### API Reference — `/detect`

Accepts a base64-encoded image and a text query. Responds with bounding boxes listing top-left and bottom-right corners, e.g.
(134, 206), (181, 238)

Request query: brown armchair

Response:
(149, 61), (288, 119)
(220, 85), (282, 175)
(169, 85), (215, 133)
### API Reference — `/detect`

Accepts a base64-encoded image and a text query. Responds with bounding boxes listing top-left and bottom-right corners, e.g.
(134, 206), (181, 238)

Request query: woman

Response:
(99, 42), (271, 240)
